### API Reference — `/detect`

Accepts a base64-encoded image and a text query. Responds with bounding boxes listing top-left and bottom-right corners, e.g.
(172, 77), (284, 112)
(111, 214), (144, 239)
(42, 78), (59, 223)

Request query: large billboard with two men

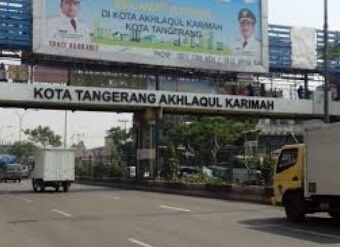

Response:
(33, 0), (268, 73)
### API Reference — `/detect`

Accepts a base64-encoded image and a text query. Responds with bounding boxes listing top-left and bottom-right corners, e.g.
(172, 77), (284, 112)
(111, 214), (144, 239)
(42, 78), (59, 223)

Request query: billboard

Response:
(33, 0), (268, 73)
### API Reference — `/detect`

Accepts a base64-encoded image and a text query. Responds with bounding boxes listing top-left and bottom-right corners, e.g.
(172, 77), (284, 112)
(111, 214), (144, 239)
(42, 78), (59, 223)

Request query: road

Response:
(0, 181), (339, 247)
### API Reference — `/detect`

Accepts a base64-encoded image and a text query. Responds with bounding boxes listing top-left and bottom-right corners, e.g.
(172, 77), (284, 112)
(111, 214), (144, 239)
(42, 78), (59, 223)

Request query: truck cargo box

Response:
(33, 148), (75, 182)
(305, 123), (340, 197)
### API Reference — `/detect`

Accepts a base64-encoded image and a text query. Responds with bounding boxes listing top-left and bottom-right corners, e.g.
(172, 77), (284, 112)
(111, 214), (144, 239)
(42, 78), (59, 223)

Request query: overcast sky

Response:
(1, 0), (339, 149)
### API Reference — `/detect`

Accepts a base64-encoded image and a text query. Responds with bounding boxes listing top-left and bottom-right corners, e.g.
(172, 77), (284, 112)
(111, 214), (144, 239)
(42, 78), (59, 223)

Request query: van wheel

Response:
(329, 211), (340, 221)
(284, 193), (306, 222)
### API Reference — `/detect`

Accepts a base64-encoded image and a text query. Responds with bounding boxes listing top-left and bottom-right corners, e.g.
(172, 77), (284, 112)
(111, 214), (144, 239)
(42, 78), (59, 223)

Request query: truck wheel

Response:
(33, 183), (38, 192)
(63, 183), (69, 192)
(40, 184), (45, 192)
(284, 193), (306, 222)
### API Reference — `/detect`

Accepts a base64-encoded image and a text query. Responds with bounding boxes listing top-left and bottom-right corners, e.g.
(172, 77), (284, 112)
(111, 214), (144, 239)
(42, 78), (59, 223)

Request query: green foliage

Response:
(159, 117), (257, 167)
(110, 165), (126, 178)
(329, 43), (340, 61)
(24, 126), (62, 148)
(320, 42), (340, 62)
(161, 148), (179, 181)
(8, 141), (37, 163)
(106, 126), (135, 165)
(106, 127), (131, 144)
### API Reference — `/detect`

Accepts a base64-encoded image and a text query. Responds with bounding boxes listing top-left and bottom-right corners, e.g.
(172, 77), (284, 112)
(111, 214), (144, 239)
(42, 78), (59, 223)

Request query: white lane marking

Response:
(128, 238), (156, 247)
(160, 205), (191, 212)
(98, 195), (121, 200)
(288, 228), (340, 240)
(51, 209), (71, 218)
(20, 198), (32, 204)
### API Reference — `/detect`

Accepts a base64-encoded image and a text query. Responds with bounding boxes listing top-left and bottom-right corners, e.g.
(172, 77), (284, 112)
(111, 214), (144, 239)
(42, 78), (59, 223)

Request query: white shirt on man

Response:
(47, 14), (91, 43)
(233, 36), (261, 59)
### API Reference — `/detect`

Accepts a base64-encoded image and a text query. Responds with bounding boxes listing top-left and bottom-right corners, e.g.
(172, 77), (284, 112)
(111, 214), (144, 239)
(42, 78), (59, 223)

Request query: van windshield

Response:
(7, 166), (21, 172)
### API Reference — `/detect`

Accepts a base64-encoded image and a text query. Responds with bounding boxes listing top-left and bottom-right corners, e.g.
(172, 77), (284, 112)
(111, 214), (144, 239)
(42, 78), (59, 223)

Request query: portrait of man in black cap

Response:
(233, 8), (261, 58)
(48, 0), (91, 43)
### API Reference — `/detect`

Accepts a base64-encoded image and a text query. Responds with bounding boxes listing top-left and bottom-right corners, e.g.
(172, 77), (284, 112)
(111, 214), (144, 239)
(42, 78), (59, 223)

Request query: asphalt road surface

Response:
(0, 181), (339, 247)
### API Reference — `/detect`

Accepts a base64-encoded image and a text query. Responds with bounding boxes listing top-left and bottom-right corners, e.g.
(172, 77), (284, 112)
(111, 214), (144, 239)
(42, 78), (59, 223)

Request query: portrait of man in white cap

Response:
(233, 8), (261, 58)
(48, 0), (91, 43)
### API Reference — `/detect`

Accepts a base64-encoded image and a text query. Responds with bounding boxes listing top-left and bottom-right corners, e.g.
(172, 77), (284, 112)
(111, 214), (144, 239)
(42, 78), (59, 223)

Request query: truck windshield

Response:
(277, 149), (298, 173)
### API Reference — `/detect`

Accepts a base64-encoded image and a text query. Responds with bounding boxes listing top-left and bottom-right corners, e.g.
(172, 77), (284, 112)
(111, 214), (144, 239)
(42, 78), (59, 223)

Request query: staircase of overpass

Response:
(1, 0), (340, 119)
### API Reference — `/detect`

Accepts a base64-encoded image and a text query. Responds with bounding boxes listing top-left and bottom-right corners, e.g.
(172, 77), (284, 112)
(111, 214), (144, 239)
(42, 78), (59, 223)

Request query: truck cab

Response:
(273, 144), (305, 205)
(273, 136), (340, 222)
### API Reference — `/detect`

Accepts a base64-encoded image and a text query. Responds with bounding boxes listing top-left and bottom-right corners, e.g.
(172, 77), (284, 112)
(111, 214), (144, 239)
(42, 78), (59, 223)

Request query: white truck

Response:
(273, 123), (340, 221)
(32, 148), (75, 192)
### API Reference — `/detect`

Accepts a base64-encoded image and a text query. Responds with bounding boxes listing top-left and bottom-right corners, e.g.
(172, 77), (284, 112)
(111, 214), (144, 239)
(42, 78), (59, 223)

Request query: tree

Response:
(24, 126), (62, 148)
(106, 127), (135, 165)
(106, 127), (131, 146)
(159, 117), (257, 167)
(319, 41), (340, 99)
(8, 141), (37, 163)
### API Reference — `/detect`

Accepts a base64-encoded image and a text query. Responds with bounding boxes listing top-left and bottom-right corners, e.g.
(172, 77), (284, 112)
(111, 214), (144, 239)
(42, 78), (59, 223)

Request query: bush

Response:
(110, 165), (126, 178)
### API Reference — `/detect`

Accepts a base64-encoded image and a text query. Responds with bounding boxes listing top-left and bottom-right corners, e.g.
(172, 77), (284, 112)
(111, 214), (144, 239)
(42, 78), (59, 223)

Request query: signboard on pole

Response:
(33, 0), (268, 73)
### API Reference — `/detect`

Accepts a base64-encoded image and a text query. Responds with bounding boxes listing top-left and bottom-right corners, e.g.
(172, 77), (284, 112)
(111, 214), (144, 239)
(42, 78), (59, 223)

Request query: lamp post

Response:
(324, 0), (330, 123)
(13, 110), (38, 142)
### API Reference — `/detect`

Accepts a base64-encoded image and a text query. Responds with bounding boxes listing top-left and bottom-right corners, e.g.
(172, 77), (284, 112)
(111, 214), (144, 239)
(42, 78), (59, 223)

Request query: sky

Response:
(1, 0), (340, 149)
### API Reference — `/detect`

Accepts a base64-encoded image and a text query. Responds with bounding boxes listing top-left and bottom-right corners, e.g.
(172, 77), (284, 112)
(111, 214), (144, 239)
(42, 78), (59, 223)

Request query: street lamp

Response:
(324, 0), (330, 123)
(13, 110), (38, 142)
(0, 125), (13, 145)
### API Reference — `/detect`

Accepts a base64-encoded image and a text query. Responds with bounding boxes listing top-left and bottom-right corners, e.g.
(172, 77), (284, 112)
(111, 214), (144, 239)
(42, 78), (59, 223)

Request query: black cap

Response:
(238, 9), (256, 24)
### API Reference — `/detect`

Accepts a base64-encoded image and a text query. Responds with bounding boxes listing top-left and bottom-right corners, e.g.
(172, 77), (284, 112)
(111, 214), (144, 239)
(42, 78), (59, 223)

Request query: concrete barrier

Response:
(76, 177), (273, 205)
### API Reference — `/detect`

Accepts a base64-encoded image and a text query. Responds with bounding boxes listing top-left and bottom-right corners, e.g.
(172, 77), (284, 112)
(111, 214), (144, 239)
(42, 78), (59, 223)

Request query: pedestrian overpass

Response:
(1, 0), (340, 120)
(0, 83), (339, 120)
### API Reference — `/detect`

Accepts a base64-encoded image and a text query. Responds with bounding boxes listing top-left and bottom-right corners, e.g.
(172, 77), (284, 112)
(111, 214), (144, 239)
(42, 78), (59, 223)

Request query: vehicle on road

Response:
(21, 165), (30, 179)
(0, 164), (22, 183)
(32, 148), (75, 193)
(273, 123), (340, 222)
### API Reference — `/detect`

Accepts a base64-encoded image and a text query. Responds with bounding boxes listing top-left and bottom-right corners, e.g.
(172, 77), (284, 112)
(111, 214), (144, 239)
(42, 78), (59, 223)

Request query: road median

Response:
(76, 177), (273, 204)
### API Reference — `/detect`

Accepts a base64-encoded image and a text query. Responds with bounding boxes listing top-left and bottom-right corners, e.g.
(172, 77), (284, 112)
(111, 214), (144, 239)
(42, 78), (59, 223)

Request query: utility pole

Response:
(64, 111), (68, 148)
(118, 119), (129, 132)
